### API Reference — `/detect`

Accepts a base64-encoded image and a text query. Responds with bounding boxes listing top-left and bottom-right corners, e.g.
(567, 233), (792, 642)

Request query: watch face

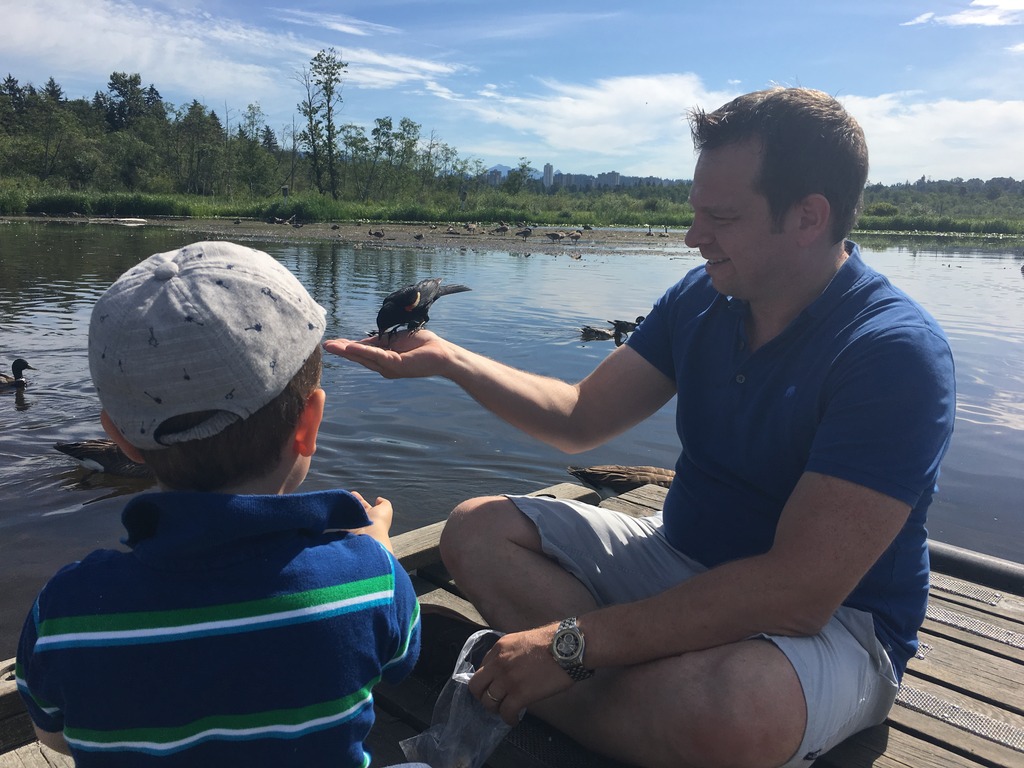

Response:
(554, 630), (581, 660)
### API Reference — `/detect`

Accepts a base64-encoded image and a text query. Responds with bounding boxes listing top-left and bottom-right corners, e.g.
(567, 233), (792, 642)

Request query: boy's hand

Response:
(324, 330), (449, 380)
(347, 491), (395, 552)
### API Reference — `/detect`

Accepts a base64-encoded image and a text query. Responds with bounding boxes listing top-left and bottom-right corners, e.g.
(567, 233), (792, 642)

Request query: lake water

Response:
(1, 221), (1022, 654)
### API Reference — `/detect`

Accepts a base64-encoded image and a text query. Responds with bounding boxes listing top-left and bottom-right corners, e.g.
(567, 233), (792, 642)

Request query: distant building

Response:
(496, 162), (686, 191)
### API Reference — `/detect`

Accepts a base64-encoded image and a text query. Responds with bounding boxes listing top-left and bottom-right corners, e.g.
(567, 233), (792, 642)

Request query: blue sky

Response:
(4, 0), (1024, 184)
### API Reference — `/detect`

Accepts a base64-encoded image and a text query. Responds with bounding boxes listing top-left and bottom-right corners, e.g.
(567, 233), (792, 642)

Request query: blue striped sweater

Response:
(17, 489), (421, 767)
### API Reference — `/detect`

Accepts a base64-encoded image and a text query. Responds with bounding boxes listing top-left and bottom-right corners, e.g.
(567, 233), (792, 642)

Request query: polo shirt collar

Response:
(722, 240), (868, 319)
(122, 489), (372, 564)
(801, 240), (867, 320)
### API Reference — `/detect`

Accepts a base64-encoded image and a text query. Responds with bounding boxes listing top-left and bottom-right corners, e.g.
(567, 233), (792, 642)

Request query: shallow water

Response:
(1, 222), (1022, 653)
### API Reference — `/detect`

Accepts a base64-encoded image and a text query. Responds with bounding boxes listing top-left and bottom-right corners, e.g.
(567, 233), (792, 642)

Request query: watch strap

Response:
(553, 617), (594, 681)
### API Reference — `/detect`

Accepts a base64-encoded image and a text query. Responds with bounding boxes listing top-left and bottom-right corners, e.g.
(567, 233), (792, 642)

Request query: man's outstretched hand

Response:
(324, 329), (450, 379)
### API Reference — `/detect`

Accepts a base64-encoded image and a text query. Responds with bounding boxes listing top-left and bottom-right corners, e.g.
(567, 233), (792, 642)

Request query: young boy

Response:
(16, 241), (421, 766)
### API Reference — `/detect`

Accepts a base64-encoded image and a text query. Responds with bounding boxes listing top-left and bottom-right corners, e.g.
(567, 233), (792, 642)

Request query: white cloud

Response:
(918, 1), (1024, 27)
(1, 0), (464, 121)
(443, 74), (736, 177)
(464, 11), (624, 41)
(902, 12), (935, 26)
(271, 8), (401, 37)
(841, 93), (1024, 182)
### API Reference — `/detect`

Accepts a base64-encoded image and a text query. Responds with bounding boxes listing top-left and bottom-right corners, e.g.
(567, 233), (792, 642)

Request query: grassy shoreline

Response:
(5, 213), (1024, 256)
(4, 186), (1024, 240)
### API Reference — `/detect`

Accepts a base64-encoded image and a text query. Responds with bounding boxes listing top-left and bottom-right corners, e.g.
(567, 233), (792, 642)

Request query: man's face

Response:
(684, 139), (791, 302)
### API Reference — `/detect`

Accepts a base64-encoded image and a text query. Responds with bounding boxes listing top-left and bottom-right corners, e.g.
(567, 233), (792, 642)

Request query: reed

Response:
(5, 186), (1023, 235)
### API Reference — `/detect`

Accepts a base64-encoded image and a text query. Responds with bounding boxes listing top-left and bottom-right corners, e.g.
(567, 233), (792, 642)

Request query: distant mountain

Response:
(487, 164), (544, 180)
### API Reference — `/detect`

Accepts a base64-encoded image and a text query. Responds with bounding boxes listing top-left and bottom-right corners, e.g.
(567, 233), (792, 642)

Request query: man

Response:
(326, 88), (956, 768)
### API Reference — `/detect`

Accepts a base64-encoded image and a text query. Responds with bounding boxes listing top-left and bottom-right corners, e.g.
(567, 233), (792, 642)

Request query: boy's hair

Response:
(89, 241), (327, 454)
(140, 346), (322, 490)
(688, 87), (869, 245)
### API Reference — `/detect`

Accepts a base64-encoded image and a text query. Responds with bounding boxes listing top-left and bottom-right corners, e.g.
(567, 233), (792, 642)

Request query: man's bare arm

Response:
(584, 471), (913, 666)
(325, 332), (676, 453)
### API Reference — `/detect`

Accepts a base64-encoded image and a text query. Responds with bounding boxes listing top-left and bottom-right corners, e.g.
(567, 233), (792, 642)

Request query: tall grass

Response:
(858, 213), (1024, 236)
(4, 185), (1023, 236)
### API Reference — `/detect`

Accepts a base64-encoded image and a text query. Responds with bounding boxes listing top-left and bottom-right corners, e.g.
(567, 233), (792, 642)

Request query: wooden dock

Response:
(3, 481), (1022, 767)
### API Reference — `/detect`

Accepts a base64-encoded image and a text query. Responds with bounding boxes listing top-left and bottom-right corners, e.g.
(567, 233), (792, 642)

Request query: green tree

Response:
(296, 66), (325, 194)
(362, 116), (395, 201)
(101, 72), (146, 131)
(503, 157), (536, 195)
(171, 100), (225, 195)
(296, 49), (347, 198)
(233, 103), (278, 195)
(311, 48), (346, 199)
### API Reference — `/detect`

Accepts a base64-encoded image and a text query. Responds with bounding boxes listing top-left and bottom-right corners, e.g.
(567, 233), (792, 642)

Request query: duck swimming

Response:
(580, 325), (618, 343)
(54, 439), (152, 479)
(1, 358), (36, 389)
(607, 316), (646, 335)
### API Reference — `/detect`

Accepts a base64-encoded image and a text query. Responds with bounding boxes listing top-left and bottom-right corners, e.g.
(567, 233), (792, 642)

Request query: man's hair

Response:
(140, 346), (323, 491)
(688, 87), (869, 244)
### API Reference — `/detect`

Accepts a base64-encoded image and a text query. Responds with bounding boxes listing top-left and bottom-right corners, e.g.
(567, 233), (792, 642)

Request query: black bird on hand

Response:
(374, 277), (471, 343)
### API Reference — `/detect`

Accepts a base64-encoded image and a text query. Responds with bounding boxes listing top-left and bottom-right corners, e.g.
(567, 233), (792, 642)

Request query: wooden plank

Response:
(0, 660), (35, 757)
(413, 579), (487, 628)
(888, 674), (1024, 767)
(910, 628), (1024, 715)
(0, 742), (74, 768)
(392, 520), (446, 572)
(929, 571), (1024, 625)
(921, 598), (1024, 664)
(812, 723), (988, 767)
(597, 484), (666, 517)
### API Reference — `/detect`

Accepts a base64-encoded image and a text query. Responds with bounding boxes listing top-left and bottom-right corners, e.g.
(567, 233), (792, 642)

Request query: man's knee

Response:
(677, 644), (804, 767)
(440, 496), (532, 574)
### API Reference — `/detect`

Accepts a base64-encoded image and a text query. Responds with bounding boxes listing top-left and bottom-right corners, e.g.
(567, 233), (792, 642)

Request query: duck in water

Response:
(1, 358), (36, 390)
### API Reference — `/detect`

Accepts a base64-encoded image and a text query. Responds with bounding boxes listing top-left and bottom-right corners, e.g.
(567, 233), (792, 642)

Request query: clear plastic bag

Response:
(400, 629), (523, 768)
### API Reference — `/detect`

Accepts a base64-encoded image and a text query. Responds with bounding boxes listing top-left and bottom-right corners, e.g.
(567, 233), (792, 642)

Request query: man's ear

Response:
(792, 193), (832, 247)
(293, 388), (326, 458)
(100, 410), (146, 464)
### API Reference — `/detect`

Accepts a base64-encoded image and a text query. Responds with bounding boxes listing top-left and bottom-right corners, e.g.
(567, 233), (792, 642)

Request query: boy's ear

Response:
(293, 388), (326, 458)
(100, 410), (147, 464)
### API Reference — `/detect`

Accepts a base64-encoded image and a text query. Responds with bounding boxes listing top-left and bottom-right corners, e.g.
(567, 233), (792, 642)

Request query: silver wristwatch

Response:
(551, 617), (594, 681)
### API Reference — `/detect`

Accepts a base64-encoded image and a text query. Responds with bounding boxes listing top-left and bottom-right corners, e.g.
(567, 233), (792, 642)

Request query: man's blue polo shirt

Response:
(628, 243), (956, 678)
(17, 489), (421, 767)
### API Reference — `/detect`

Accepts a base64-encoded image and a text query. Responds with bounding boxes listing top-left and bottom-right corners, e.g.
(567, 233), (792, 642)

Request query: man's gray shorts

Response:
(508, 494), (900, 767)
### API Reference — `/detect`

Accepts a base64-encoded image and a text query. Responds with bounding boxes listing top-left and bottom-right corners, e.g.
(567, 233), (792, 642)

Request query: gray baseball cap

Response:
(89, 241), (326, 450)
